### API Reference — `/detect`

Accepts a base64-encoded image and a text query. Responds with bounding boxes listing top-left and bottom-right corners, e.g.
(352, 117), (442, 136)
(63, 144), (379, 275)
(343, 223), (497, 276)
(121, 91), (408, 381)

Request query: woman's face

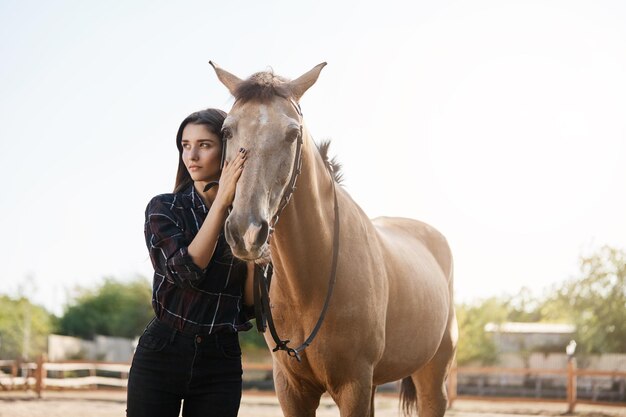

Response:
(181, 123), (222, 183)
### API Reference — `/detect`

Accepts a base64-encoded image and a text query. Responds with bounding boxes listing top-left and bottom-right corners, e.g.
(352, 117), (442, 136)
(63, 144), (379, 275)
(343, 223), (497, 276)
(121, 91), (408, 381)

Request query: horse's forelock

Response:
(234, 70), (292, 103)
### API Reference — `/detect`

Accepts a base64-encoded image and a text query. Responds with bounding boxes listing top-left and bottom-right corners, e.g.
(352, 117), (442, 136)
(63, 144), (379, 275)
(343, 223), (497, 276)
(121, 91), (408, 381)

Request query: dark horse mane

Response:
(316, 140), (344, 184)
(234, 69), (344, 184)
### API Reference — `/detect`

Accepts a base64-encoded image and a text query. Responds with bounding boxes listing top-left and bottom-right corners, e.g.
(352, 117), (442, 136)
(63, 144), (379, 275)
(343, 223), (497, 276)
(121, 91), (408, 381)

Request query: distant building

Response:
(484, 322), (576, 353)
(48, 334), (136, 362)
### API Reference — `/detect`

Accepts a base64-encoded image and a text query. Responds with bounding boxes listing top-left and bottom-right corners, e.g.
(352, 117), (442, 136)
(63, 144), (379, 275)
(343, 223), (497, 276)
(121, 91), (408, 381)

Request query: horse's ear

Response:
(209, 61), (243, 97)
(288, 62), (327, 101)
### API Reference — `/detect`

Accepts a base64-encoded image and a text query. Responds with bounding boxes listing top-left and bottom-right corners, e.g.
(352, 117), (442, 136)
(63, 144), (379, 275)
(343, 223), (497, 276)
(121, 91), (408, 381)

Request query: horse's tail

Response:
(400, 377), (418, 416)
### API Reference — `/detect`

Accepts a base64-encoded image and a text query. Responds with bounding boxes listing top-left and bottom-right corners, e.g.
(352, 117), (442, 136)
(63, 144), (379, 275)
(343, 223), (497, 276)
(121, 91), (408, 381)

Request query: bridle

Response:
(254, 180), (339, 362)
(266, 99), (305, 235)
(208, 97), (340, 362)
(208, 98), (305, 233)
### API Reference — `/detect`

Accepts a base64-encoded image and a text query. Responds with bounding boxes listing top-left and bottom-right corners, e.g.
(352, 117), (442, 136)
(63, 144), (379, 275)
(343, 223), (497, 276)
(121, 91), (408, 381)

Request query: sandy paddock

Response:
(0, 391), (624, 417)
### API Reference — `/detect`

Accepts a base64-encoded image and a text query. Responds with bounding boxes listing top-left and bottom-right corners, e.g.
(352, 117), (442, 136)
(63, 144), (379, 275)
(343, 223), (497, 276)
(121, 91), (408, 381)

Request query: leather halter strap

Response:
(269, 99), (304, 232)
(207, 97), (303, 203)
(210, 97), (340, 362)
(254, 175), (340, 362)
(253, 99), (340, 361)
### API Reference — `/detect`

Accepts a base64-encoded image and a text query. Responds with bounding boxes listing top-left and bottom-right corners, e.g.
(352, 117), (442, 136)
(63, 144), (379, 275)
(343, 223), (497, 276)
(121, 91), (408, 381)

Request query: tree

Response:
(549, 246), (626, 354)
(455, 297), (508, 365)
(0, 295), (54, 360)
(454, 246), (626, 364)
(505, 287), (544, 322)
(58, 277), (153, 339)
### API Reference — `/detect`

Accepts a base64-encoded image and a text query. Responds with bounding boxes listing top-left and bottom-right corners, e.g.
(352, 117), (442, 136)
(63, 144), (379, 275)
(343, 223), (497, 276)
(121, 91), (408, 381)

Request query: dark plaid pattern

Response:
(144, 184), (252, 334)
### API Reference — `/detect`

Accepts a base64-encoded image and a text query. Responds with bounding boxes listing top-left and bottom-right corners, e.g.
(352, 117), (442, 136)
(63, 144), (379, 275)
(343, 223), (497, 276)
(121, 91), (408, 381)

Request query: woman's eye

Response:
(182, 144), (191, 149)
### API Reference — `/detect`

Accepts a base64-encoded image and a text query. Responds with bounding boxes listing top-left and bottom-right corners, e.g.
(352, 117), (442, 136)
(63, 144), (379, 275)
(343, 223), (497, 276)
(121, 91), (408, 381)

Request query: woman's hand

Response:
(214, 148), (247, 209)
(187, 148), (246, 269)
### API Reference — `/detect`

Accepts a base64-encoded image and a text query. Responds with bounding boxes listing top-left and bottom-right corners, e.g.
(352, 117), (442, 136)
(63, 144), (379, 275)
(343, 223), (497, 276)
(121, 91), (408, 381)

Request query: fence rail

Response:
(1, 356), (625, 413)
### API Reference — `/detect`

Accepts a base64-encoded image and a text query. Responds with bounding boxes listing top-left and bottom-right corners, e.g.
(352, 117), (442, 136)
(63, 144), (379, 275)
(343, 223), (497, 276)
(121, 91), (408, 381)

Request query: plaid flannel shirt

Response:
(144, 184), (252, 334)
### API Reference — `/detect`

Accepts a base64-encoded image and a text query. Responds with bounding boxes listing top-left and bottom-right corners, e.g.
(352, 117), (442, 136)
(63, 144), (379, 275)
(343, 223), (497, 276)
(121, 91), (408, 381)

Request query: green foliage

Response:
(239, 325), (272, 362)
(549, 246), (626, 354)
(57, 277), (153, 339)
(455, 297), (506, 365)
(455, 246), (626, 364)
(239, 324), (268, 351)
(0, 295), (54, 360)
(504, 287), (544, 322)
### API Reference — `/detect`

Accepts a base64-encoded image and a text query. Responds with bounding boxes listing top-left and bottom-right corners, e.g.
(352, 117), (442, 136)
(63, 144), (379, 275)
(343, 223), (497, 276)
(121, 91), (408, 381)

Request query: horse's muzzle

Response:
(225, 217), (270, 260)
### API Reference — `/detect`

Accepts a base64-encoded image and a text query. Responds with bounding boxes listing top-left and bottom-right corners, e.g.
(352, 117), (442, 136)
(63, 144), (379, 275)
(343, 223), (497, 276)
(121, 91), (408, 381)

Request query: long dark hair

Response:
(173, 108), (227, 193)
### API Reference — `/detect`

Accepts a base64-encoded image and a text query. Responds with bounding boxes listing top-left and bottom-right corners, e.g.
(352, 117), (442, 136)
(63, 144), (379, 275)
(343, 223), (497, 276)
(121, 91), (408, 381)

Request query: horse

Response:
(210, 62), (458, 417)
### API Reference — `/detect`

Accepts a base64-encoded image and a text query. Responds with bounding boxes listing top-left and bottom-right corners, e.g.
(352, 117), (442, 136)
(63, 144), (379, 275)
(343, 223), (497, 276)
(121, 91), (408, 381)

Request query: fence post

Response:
(566, 358), (577, 414)
(535, 377), (542, 398)
(35, 354), (45, 398)
(90, 364), (97, 390)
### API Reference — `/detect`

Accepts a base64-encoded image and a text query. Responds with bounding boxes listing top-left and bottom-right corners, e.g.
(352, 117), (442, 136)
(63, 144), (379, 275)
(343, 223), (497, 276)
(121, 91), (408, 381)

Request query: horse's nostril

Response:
(224, 219), (238, 247)
(242, 220), (270, 250)
(256, 220), (269, 246)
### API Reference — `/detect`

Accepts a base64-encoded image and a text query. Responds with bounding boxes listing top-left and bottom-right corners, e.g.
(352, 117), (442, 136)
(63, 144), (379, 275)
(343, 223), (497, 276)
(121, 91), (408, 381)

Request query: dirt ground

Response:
(0, 391), (624, 417)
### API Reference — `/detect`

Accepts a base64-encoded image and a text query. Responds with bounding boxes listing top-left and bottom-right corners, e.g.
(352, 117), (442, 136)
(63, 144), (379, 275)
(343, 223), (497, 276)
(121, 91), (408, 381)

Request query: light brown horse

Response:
(210, 62), (458, 417)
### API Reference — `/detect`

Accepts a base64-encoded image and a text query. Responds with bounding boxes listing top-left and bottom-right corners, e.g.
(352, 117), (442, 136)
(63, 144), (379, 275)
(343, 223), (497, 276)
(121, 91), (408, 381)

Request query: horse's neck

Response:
(270, 130), (336, 303)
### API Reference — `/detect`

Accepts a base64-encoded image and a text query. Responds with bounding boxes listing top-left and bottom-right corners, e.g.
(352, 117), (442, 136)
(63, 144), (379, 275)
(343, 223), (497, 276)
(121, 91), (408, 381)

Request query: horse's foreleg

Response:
(328, 375), (374, 417)
(369, 385), (377, 417)
(273, 365), (323, 417)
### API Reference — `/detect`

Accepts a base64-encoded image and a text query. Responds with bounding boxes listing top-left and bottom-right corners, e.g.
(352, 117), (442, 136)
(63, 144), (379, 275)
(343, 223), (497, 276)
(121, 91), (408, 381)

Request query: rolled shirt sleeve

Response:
(145, 197), (206, 288)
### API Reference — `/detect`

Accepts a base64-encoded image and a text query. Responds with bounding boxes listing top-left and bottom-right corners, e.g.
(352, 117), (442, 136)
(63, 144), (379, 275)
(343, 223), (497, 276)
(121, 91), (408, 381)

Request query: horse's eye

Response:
(222, 127), (233, 140)
(286, 127), (301, 143)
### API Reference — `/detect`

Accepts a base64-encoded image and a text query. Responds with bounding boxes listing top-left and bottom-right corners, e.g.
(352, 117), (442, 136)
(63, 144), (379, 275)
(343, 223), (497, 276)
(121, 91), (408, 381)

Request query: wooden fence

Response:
(0, 358), (129, 392)
(1, 357), (625, 413)
(447, 360), (626, 412)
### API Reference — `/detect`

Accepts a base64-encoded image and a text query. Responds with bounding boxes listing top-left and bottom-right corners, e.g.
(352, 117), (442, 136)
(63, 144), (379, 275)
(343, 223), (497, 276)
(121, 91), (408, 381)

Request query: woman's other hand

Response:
(214, 148), (246, 209)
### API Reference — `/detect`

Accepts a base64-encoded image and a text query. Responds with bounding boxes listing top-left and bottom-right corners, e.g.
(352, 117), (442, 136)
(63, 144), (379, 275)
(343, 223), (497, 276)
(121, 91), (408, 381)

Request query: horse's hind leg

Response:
(413, 311), (458, 417)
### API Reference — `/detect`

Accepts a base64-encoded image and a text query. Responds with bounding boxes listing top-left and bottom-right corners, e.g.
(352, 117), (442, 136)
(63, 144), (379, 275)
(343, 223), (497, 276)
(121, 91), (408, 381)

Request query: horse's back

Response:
(372, 216), (453, 282)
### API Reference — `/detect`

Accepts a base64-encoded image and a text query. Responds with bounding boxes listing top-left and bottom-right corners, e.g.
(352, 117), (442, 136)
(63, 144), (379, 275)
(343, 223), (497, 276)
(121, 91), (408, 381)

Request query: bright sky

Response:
(1, 1), (625, 315)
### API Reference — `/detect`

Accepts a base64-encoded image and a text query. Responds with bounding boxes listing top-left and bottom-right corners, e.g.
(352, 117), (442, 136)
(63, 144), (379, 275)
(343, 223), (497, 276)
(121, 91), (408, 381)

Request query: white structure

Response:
(484, 322), (576, 353)
(48, 334), (135, 362)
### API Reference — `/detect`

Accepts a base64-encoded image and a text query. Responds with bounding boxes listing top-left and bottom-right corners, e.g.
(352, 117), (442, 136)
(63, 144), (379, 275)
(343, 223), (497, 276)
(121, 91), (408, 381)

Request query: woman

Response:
(127, 108), (254, 417)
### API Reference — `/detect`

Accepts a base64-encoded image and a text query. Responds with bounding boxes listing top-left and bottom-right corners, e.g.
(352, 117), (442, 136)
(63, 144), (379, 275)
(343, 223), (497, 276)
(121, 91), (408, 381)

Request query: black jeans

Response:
(126, 318), (243, 417)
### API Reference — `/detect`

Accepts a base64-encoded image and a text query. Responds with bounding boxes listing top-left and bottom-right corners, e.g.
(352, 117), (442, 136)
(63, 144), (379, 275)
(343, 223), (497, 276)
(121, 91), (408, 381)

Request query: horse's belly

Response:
(373, 298), (450, 384)
(373, 326), (448, 383)
(373, 233), (452, 383)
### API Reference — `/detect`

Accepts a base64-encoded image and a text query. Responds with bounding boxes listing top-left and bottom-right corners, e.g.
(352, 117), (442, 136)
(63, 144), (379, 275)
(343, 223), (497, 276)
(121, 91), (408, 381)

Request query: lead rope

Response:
(254, 177), (340, 362)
